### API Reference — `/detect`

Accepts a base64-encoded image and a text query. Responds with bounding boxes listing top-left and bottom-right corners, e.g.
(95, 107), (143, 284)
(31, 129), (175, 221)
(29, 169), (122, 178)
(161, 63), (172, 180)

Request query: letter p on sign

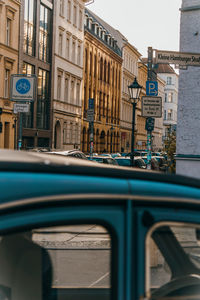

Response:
(146, 81), (158, 96)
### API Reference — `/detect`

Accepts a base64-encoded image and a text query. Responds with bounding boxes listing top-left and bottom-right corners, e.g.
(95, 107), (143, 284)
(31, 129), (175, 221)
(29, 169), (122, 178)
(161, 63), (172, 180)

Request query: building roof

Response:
(141, 58), (177, 74)
(154, 63), (176, 74)
(86, 8), (126, 49)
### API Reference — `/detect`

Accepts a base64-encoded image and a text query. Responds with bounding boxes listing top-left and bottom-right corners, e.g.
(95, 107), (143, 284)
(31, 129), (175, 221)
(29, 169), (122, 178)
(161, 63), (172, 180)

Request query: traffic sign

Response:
(14, 103), (30, 114)
(142, 96), (162, 118)
(87, 109), (94, 122)
(89, 98), (94, 109)
(146, 81), (158, 96)
(10, 74), (36, 101)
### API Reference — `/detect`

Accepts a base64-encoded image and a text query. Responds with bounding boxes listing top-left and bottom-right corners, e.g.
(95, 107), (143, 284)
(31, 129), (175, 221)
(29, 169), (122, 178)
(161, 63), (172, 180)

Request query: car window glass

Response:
(0, 225), (111, 300)
(146, 223), (200, 300)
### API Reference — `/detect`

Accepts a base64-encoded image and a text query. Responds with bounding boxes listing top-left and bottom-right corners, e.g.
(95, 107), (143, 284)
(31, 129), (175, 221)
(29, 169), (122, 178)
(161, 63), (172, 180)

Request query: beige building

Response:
(0, 0), (20, 149)
(121, 43), (143, 152)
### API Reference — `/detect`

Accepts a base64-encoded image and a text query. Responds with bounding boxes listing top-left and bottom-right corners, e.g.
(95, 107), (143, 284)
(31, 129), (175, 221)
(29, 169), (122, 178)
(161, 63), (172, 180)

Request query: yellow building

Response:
(81, 9), (122, 153)
(0, 0), (20, 149)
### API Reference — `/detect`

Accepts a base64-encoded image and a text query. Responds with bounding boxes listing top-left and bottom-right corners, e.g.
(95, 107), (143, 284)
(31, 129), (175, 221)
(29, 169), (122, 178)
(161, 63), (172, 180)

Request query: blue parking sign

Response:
(146, 81), (158, 96)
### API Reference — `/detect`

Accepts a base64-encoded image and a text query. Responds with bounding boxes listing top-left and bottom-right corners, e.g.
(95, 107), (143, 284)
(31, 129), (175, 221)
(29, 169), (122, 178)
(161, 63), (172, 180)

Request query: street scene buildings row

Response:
(0, 0), (178, 152)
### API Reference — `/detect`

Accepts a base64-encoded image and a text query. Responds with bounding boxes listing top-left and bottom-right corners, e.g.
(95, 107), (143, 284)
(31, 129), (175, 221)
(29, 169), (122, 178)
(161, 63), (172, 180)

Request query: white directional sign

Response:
(14, 103), (30, 114)
(10, 75), (36, 101)
(142, 96), (162, 118)
(155, 50), (200, 66)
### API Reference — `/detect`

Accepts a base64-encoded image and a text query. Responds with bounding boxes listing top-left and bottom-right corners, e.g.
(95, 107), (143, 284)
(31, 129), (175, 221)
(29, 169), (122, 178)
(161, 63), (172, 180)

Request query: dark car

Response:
(115, 157), (146, 169)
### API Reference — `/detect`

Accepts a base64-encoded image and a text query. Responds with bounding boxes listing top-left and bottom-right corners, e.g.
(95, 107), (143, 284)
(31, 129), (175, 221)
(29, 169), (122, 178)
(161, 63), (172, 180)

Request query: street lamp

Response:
(128, 77), (142, 167)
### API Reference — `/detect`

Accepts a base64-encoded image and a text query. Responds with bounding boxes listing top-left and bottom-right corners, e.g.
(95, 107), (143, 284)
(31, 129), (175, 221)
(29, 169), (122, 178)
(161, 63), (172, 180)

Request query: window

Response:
(76, 81), (80, 105)
(165, 93), (167, 102)
(6, 18), (11, 46)
(73, 5), (77, 26)
(168, 109), (173, 120)
(67, 0), (71, 22)
(4, 69), (10, 98)
(64, 76), (69, 102)
(58, 32), (63, 56)
(70, 78), (75, 103)
(79, 9), (83, 30)
(164, 110), (166, 120)
(39, 4), (52, 62)
(72, 39), (76, 63)
(37, 69), (50, 129)
(167, 76), (172, 85)
(147, 223), (200, 299)
(66, 36), (70, 59)
(24, 0), (36, 56)
(59, 0), (64, 16)
(57, 73), (62, 100)
(77, 43), (81, 65)
(0, 225), (111, 300)
(168, 92), (173, 103)
(22, 62), (35, 128)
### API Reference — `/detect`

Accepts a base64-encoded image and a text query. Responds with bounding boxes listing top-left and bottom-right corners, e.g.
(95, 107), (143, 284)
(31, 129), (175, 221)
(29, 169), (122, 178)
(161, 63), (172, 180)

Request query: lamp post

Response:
(128, 77), (142, 167)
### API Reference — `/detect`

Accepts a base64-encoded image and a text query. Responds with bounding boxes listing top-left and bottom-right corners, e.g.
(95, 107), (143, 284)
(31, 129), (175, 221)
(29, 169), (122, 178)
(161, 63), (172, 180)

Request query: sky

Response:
(88, 0), (183, 57)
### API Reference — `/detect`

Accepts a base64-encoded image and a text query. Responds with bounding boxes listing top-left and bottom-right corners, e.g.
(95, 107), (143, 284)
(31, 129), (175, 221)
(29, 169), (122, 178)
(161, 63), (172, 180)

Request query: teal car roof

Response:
(0, 150), (199, 187)
(0, 150), (199, 205)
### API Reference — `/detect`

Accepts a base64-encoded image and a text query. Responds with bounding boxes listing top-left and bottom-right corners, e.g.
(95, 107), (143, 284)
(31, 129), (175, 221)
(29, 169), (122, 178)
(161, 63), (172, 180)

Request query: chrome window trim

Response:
(0, 194), (199, 211)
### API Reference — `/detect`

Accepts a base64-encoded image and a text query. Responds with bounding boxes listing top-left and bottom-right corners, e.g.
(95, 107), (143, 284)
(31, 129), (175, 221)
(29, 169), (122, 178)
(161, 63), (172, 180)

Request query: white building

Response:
(156, 64), (179, 140)
(52, 0), (90, 150)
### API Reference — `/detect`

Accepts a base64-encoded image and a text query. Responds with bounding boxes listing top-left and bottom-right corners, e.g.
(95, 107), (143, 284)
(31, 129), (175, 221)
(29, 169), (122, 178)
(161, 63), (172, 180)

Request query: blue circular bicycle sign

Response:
(16, 78), (31, 95)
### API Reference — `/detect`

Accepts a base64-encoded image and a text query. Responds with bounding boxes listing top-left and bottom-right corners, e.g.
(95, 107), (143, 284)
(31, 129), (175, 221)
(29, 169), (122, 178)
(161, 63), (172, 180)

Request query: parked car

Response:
(154, 156), (168, 172)
(46, 150), (88, 160)
(115, 157), (146, 169)
(143, 156), (160, 171)
(88, 155), (118, 165)
(1, 150), (200, 300)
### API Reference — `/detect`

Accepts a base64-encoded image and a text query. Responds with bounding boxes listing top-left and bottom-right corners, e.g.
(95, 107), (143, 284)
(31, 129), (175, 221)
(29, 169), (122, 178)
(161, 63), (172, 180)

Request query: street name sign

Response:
(10, 74), (37, 101)
(155, 50), (200, 66)
(14, 103), (30, 114)
(146, 81), (158, 96)
(142, 96), (162, 118)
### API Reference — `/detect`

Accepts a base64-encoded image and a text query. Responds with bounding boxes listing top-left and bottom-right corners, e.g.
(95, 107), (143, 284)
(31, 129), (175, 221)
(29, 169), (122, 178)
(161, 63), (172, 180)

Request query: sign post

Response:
(10, 75), (36, 150)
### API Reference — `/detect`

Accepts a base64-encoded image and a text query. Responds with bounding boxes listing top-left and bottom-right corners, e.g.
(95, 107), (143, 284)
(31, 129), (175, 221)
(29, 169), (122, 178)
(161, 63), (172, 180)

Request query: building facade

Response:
(156, 64), (178, 141)
(18, 0), (54, 149)
(0, 0), (21, 149)
(52, 0), (90, 150)
(152, 75), (165, 151)
(121, 43), (142, 153)
(81, 9), (122, 154)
